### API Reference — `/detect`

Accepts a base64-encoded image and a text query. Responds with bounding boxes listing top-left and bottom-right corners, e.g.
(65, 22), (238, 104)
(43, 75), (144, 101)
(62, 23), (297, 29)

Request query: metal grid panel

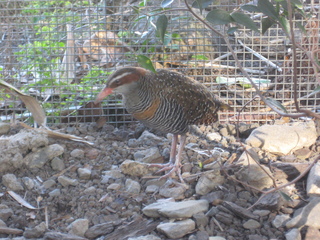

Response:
(0, 0), (319, 126)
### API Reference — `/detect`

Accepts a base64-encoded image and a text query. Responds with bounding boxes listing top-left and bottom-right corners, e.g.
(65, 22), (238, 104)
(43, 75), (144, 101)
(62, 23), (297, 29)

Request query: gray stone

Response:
(159, 180), (187, 200)
(137, 130), (164, 145)
(255, 192), (283, 211)
(133, 147), (161, 163)
(2, 173), (24, 191)
(43, 179), (56, 189)
(49, 189), (61, 197)
(206, 132), (222, 141)
(195, 170), (225, 195)
(23, 222), (46, 238)
(145, 185), (159, 193)
(142, 198), (175, 218)
(101, 168), (125, 182)
(128, 235), (161, 240)
(307, 163), (320, 197)
(209, 237), (227, 240)
(246, 122), (317, 155)
(58, 176), (78, 187)
(157, 219), (195, 239)
(285, 228), (301, 240)
(77, 167), (91, 180)
(0, 219), (7, 227)
(193, 212), (209, 227)
(272, 214), (290, 228)
(84, 222), (115, 239)
(51, 157), (65, 171)
(243, 219), (261, 229)
(70, 149), (85, 159)
(0, 122), (10, 135)
(0, 208), (13, 221)
(286, 197), (320, 228)
(252, 210), (270, 217)
(107, 183), (122, 191)
(144, 199), (209, 218)
(26, 144), (64, 169)
(67, 218), (89, 237)
(83, 186), (96, 195)
(125, 179), (141, 194)
(21, 177), (35, 190)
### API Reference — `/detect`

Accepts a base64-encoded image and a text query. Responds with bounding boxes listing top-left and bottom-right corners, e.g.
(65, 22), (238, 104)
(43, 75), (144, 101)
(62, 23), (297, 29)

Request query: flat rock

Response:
(23, 222), (46, 238)
(143, 199), (209, 218)
(58, 176), (78, 187)
(286, 197), (320, 228)
(137, 130), (164, 145)
(159, 180), (187, 200)
(243, 219), (261, 229)
(142, 198), (176, 218)
(2, 173), (24, 191)
(84, 222), (115, 239)
(285, 228), (301, 240)
(156, 219), (195, 239)
(133, 147), (162, 163)
(120, 160), (158, 177)
(67, 218), (89, 237)
(307, 163), (320, 197)
(128, 235), (161, 240)
(246, 122), (317, 155)
(272, 214), (290, 228)
(125, 179), (141, 194)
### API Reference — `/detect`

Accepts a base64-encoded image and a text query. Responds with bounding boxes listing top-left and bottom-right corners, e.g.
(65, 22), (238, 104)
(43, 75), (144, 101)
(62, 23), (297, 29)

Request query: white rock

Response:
(307, 163), (320, 197)
(209, 237), (227, 240)
(286, 197), (320, 228)
(285, 228), (301, 240)
(128, 235), (161, 240)
(70, 149), (85, 159)
(142, 198), (176, 218)
(195, 170), (225, 195)
(67, 218), (89, 237)
(134, 147), (161, 163)
(125, 179), (141, 194)
(246, 122), (317, 155)
(207, 132), (222, 141)
(157, 219), (195, 239)
(272, 214), (290, 228)
(77, 167), (91, 180)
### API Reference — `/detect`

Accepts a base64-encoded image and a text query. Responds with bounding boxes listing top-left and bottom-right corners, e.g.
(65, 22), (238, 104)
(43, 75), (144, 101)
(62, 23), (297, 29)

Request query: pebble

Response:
(306, 163), (320, 196)
(255, 192), (283, 211)
(253, 210), (270, 217)
(77, 167), (92, 180)
(120, 160), (157, 177)
(67, 218), (89, 237)
(243, 219), (261, 229)
(133, 147), (161, 163)
(21, 177), (35, 190)
(43, 179), (56, 189)
(125, 179), (141, 194)
(58, 176), (78, 187)
(193, 212), (209, 228)
(137, 130), (164, 145)
(272, 214), (290, 228)
(49, 189), (61, 197)
(107, 183), (122, 191)
(86, 148), (100, 159)
(128, 235), (161, 240)
(159, 180), (187, 200)
(207, 132), (222, 141)
(83, 186), (96, 195)
(195, 170), (225, 195)
(285, 228), (301, 240)
(85, 222), (115, 239)
(2, 173), (24, 191)
(157, 219), (195, 239)
(0, 207), (13, 221)
(209, 237), (227, 240)
(23, 222), (46, 238)
(70, 149), (85, 159)
(145, 185), (159, 193)
(101, 168), (125, 182)
(0, 122), (10, 135)
(51, 157), (65, 171)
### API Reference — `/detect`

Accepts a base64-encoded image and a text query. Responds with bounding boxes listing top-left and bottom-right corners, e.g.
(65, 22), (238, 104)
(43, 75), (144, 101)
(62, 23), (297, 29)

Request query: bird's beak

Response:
(94, 87), (113, 104)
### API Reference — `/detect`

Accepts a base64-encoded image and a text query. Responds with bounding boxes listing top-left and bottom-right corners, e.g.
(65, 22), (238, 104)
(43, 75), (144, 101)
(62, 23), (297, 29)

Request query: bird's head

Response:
(95, 67), (147, 104)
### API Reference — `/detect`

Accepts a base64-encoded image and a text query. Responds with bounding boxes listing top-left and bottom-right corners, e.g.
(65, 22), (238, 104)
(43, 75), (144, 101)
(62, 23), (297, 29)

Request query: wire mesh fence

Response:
(0, 0), (319, 127)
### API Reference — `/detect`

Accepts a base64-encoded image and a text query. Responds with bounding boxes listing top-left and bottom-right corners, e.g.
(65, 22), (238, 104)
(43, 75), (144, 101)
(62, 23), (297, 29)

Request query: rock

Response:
(193, 212), (209, 228)
(255, 192), (283, 211)
(195, 170), (225, 195)
(0, 207), (13, 221)
(107, 183), (122, 191)
(286, 197), (320, 228)
(26, 144), (64, 170)
(137, 130), (164, 145)
(128, 235), (161, 240)
(86, 148), (99, 159)
(222, 201), (259, 220)
(145, 185), (159, 193)
(43, 179), (56, 189)
(51, 157), (65, 171)
(23, 222), (46, 238)
(67, 218), (89, 237)
(125, 179), (141, 194)
(58, 176), (78, 187)
(243, 219), (261, 229)
(285, 228), (301, 240)
(49, 189), (61, 197)
(246, 122), (317, 155)
(2, 173), (24, 191)
(159, 180), (187, 200)
(44, 231), (87, 240)
(209, 237), (227, 240)
(120, 160), (158, 177)
(133, 147), (161, 163)
(272, 214), (290, 228)
(77, 167), (92, 180)
(238, 123), (259, 138)
(206, 132), (222, 141)
(84, 222), (115, 239)
(21, 177), (35, 190)
(83, 186), (96, 195)
(143, 199), (209, 218)
(307, 163), (320, 197)
(157, 219), (195, 239)
(101, 168), (125, 182)
(252, 210), (270, 217)
(0, 122), (10, 135)
(0, 219), (6, 227)
(304, 226), (320, 240)
(70, 149), (85, 159)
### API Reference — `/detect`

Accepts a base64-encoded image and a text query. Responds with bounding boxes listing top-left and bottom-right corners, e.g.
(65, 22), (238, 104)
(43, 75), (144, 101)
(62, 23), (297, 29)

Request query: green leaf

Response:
(258, 0), (279, 19)
(206, 9), (233, 25)
(279, 191), (293, 202)
(279, 16), (290, 36)
(161, 0), (175, 8)
(227, 27), (238, 34)
(192, 0), (214, 13)
(261, 17), (275, 34)
(241, 4), (259, 12)
(265, 97), (288, 113)
(231, 12), (259, 33)
(156, 15), (168, 44)
(137, 55), (156, 73)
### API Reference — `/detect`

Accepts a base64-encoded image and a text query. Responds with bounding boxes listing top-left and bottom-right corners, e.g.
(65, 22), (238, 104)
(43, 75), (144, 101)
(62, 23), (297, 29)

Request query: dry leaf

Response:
(8, 191), (38, 209)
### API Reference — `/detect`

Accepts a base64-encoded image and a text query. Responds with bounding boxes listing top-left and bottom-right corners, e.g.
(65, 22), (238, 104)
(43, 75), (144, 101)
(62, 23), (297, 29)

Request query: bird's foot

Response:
(149, 163), (184, 183)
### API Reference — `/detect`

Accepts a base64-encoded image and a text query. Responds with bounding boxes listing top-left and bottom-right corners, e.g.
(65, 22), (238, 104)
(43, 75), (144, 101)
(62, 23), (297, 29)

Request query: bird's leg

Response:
(149, 134), (187, 182)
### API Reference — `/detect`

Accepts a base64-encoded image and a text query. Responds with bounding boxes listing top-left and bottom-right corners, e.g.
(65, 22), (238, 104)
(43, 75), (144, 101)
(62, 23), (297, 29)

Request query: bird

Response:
(95, 67), (230, 182)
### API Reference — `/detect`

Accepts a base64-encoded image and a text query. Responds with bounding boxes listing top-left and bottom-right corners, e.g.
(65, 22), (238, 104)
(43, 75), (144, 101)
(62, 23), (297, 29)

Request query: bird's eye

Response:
(115, 79), (121, 85)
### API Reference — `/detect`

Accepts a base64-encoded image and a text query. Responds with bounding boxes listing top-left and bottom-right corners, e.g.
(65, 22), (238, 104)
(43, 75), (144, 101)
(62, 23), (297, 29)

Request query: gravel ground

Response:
(0, 121), (319, 240)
